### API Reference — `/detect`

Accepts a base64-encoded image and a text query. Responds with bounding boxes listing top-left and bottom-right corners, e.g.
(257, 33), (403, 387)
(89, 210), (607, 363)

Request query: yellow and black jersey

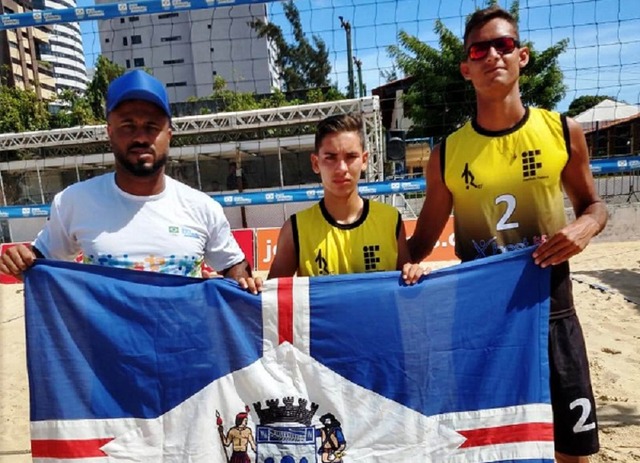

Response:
(292, 199), (400, 277)
(443, 107), (574, 317)
(443, 107), (569, 262)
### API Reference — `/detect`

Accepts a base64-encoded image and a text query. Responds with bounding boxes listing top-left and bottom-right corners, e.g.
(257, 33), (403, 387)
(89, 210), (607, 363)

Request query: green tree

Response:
(86, 55), (125, 122)
(49, 89), (97, 129)
(304, 87), (343, 104)
(380, 64), (399, 83)
(387, 0), (568, 139)
(249, 1), (332, 91)
(387, 23), (472, 139)
(0, 85), (49, 134)
(210, 75), (260, 112)
(260, 89), (292, 108)
(519, 37), (568, 110)
(565, 95), (614, 118)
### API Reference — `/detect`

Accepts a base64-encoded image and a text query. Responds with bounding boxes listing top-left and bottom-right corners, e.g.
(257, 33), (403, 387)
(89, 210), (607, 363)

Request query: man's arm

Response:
(221, 260), (263, 294)
(267, 219), (298, 279)
(407, 143), (454, 262)
(396, 222), (428, 284)
(533, 117), (608, 267)
(247, 429), (257, 452)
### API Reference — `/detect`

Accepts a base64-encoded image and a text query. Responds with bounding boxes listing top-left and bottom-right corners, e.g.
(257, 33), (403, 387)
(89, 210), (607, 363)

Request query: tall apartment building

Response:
(0, 0), (56, 100)
(97, 3), (280, 103)
(33, 0), (89, 93)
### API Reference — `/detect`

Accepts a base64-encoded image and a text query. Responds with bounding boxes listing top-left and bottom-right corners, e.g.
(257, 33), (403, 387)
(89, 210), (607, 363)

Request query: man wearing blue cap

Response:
(0, 70), (261, 293)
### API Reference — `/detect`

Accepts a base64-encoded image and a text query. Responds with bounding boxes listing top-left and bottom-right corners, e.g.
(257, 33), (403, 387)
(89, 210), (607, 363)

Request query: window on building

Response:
(129, 16), (139, 22)
(105, 38), (110, 43)
(131, 35), (142, 45)
(133, 57), (145, 67)
(161, 36), (182, 43)
(120, 18), (125, 23)
(158, 12), (179, 19)
(166, 81), (187, 87)
(123, 36), (128, 46)
(126, 59), (131, 69)
(163, 58), (185, 65)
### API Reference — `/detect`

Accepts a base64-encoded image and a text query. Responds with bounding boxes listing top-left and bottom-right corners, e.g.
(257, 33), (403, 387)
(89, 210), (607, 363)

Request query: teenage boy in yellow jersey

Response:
(407, 6), (607, 463)
(268, 113), (424, 284)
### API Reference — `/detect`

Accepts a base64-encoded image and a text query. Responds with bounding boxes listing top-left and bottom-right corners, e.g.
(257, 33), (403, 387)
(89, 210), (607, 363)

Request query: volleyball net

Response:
(0, 0), (639, 235)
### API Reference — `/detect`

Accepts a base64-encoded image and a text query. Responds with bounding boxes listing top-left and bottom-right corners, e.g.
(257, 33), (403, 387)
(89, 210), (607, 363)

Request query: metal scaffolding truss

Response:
(0, 126), (108, 151)
(0, 97), (385, 181)
(175, 98), (376, 134)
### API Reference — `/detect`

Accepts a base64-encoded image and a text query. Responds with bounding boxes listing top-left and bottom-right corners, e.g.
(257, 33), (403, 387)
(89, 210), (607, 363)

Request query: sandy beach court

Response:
(1, 240), (639, 462)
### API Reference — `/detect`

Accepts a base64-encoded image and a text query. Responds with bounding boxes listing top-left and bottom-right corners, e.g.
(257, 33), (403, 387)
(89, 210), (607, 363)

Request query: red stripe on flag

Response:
(277, 277), (294, 344)
(31, 438), (114, 458)
(458, 422), (554, 448)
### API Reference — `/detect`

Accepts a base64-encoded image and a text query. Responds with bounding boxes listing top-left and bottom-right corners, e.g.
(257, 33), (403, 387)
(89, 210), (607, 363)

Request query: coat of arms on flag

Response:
(24, 247), (553, 462)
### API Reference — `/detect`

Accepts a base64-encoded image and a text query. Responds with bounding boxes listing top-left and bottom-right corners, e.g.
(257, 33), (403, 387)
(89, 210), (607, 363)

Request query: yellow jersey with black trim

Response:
(292, 199), (400, 276)
(443, 107), (569, 262)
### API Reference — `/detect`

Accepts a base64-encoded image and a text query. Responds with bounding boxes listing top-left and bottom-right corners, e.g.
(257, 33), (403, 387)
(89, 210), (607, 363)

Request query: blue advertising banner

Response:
(1, 0), (278, 31)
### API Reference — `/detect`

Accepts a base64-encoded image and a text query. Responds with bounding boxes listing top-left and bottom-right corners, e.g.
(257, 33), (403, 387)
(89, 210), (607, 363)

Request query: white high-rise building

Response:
(37, 0), (89, 93)
(97, 3), (280, 104)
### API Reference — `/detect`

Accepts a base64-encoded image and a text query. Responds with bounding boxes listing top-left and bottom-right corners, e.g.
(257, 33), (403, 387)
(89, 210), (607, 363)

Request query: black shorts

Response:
(549, 314), (600, 456)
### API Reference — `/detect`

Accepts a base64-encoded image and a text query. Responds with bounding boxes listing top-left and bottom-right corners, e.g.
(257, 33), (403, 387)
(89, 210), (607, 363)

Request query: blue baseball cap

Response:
(106, 70), (171, 118)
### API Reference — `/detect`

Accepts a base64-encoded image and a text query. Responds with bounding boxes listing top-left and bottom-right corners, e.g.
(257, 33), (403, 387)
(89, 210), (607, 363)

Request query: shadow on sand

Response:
(572, 268), (640, 309)
(597, 402), (640, 429)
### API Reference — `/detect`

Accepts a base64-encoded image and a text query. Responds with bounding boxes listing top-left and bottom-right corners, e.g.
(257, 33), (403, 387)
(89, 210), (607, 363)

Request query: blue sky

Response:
(77, 0), (640, 112)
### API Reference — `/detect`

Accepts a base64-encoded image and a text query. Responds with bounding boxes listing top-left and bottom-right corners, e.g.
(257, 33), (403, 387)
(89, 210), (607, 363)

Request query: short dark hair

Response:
(463, 5), (519, 49)
(314, 113), (365, 153)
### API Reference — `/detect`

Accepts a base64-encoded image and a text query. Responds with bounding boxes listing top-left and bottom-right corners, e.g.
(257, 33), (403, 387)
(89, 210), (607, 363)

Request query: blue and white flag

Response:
(25, 247), (553, 462)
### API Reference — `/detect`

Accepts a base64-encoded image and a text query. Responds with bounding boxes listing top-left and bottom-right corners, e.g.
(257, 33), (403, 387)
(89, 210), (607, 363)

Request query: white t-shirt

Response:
(34, 173), (245, 277)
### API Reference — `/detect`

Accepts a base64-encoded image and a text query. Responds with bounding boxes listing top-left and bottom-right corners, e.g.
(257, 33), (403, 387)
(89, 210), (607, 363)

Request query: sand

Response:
(0, 283), (29, 463)
(1, 240), (638, 461)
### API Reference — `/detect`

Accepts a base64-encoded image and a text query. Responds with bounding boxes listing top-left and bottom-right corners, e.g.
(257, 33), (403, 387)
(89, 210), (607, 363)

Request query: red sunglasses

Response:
(466, 36), (520, 61)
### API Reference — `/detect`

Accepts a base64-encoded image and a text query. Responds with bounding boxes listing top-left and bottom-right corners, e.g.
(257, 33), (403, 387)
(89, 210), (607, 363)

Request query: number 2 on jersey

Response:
(495, 194), (519, 231)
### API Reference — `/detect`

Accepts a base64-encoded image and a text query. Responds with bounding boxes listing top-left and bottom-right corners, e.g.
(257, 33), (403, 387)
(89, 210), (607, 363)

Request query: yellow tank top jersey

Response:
(443, 107), (569, 262)
(292, 199), (400, 276)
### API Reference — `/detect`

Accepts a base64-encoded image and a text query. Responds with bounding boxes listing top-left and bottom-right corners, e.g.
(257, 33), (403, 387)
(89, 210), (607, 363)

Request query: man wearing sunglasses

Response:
(408, 5), (607, 463)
